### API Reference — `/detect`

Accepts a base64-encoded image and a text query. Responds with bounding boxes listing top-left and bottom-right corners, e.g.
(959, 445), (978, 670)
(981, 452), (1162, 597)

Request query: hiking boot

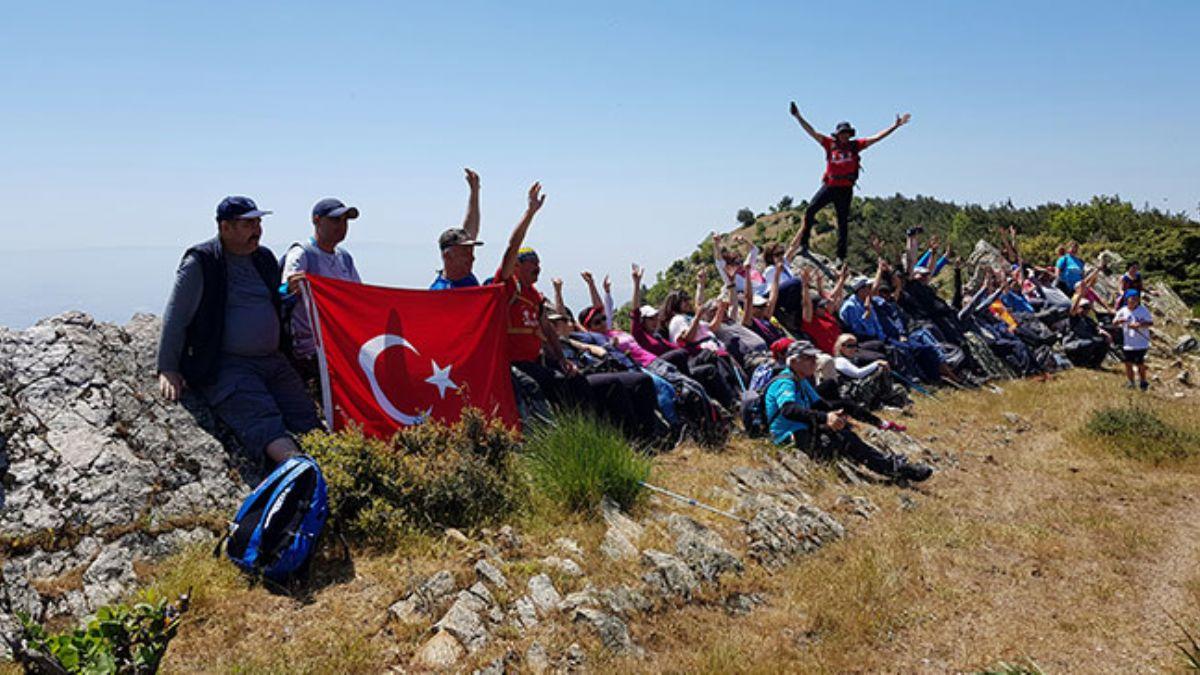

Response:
(1139, 380), (1149, 391)
(1124, 381), (1136, 390)
(898, 462), (933, 482)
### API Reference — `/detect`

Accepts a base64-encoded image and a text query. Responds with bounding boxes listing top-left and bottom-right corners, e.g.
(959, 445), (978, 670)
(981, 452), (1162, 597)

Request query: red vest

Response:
(823, 138), (863, 187)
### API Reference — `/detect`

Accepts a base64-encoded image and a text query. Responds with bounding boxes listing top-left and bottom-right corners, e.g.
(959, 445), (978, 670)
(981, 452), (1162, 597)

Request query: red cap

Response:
(770, 337), (794, 358)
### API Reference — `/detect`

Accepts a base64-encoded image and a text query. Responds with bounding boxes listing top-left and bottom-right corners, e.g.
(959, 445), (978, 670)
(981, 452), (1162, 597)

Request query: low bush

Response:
(1084, 402), (1199, 464)
(8, 592), (189, 674)
(302, 409), (525, 548)
(522, 410), (652, 514)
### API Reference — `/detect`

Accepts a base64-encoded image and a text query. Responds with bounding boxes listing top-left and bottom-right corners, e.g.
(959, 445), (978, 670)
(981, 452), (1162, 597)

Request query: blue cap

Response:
(216, 196), (271, 222)
(1123, 289), (1141, 301)
(312, 198), (360, 220)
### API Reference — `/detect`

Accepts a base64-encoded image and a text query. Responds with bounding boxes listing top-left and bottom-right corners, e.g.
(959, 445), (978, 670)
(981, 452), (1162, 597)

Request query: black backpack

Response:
(740, 372), (792, 438)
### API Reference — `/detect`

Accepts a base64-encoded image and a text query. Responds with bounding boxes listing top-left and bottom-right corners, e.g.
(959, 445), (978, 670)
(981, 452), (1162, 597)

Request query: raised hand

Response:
(697, 267), (709, 284)
(928, 235), (941, 250)
(527, 182), (545, 213)
(789, 101), (800, 118)
(631, 264), (644, 283)
(580, 270), (594, 285)
(896, 113), (912, 126)
(602, 275), (612, 294)
(464, 168), (480, 191)
(552, 277), (563, 291)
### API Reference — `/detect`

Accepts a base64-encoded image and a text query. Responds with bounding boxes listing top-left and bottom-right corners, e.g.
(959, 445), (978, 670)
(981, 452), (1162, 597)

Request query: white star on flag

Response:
(425, 360), (460, 399)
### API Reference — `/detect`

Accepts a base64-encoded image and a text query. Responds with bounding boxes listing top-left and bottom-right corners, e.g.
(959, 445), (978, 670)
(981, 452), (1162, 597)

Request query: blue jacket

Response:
(764, 374), (822, 445)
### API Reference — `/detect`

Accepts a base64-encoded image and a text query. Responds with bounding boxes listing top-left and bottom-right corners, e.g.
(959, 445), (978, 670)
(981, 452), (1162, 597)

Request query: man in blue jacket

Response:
(156, 196), (321, 468)
(764, 341), (932, 481)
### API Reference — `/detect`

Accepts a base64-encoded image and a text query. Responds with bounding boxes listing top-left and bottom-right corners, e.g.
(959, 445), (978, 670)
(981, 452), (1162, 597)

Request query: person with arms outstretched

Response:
(789, 102), (911, 262)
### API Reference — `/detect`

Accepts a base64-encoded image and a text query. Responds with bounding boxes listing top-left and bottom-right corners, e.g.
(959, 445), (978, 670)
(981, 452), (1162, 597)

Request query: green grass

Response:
(1171, 613), (1200, 671)
(976, 659), (1046, 675)
(522, 410), (653, 514)
(1083, 401), (1200, 464)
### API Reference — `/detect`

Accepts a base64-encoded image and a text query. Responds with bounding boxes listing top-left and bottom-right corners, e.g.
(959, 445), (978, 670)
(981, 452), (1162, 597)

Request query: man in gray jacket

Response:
(156, 196), (321, 467)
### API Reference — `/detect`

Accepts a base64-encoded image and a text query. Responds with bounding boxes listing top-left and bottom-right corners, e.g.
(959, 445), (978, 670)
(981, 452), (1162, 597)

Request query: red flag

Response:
(304, 274), (519, 437)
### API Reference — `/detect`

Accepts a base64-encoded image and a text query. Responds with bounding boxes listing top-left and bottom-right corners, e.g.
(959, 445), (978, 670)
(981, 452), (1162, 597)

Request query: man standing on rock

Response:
(156, 196), (321, 467)
(789, 102), (911, 263)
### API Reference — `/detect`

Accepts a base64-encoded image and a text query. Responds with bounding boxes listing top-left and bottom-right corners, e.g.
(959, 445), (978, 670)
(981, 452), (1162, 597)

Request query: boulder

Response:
(666, 514), (743, 582)
(745, 504), (844, 572)
(0, 313), (248, 644)
(641, 550), (699, 602)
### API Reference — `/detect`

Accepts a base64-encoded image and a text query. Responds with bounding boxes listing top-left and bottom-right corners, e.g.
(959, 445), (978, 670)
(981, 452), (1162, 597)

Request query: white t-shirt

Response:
(668, 313), (716, 349)
(282, 239), (362, 357)
(756, 260), (794, 295)
(1113, 304), (1153, 351)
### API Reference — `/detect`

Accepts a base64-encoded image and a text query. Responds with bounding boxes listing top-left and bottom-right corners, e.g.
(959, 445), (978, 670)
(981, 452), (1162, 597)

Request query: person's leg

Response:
(659, 348), (690, 372)
(823, 397), (883, 427)
(1122, 354), (1135, 385)
(828, 428), (932, 480)
(203, 358), (299, 469)
(831, 187), (853, 261)
(799, 185), (837, 252)
(264, 353), (323, 435)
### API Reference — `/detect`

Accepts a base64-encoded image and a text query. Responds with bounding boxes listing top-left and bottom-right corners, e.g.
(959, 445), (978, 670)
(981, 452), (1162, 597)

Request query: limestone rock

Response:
(746, 504), (844, 572)
(600, 527), (639, 561)
(0, 313), (246, 634)
(574, 606), (635, 654)
(554, 537), (584, 558)
(541, 555), (584, 577)
(598, 584), (652, 617)
(474, 558), (508, 590)
(509, 596), (539, 630)
(601, 496), (643, 542)
(527, 573), (562, 615)
(667, 514), (743, 582)
(641, 550), (699, 602)
(525, 641), (551, 674)
(434, 596), (488, 652)
(412, 630), (465, 670)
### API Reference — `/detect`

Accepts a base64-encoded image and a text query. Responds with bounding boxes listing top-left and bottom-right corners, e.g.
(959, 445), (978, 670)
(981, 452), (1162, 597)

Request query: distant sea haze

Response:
(0, 241), (602, 331)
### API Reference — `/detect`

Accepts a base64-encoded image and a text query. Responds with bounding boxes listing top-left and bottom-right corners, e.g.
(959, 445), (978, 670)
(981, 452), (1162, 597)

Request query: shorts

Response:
(1121, 348), (1147, 364)
(201, 353), (323, 465)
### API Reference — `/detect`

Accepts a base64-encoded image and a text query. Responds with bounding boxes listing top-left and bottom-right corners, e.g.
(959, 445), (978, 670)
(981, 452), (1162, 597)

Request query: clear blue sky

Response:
(1, 1), (1197, 327)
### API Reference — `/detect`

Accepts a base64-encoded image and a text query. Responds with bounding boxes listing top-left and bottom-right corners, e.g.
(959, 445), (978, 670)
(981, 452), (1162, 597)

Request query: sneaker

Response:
(1124, 381), (1136, 390)
(898, 462), (933, 482)
(1139, 380), (1149, 391)
(879, 420), (907, 433)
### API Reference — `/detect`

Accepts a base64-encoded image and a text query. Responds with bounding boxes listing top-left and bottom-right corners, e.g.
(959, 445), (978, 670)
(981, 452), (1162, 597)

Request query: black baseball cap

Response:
(216, 196), (271, 222)
(833, 121), (856, 136)
(312, 198), (360, 219)
(439, 227), (484, 251)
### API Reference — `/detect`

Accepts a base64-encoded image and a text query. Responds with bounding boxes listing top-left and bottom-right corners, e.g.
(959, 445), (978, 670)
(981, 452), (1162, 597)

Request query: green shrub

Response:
(522, 410), (652, 514)
(1084, 403), (1199, 464)
(11, 592), (189, 674)
(302, 409), (525, 548)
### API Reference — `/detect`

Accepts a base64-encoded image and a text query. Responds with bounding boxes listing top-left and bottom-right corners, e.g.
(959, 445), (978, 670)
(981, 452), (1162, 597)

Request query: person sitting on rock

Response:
(764, 341), (931, 481)
(156, 196), (322, 468)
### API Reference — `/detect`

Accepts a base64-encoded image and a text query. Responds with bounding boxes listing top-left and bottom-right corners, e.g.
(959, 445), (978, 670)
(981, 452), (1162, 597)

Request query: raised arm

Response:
(789, 102), (827, 145)
(631, 264), (645, 315)
(800, 267), (815, 324)
(581, 271), (603, 309)
(830, 264), (850, 308)
(551, 277), (582, 332)
(681, 270), (707, 343)
(496, 182), (545, 282)
(860, 113), (911, 148)
(766, 258), (783, 318)
(461, 168), (481, 240)
(711, 232), (731, 285)
(602, 275), (614, 331)
(740, 277), (754, 327)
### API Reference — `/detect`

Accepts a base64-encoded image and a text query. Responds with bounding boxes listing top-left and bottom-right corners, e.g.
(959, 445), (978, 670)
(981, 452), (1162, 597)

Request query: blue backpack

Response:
(219, 456), (329, 583)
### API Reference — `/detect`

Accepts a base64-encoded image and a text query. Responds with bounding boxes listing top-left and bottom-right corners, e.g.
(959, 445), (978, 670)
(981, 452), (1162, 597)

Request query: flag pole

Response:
(301, 277), (335, 431)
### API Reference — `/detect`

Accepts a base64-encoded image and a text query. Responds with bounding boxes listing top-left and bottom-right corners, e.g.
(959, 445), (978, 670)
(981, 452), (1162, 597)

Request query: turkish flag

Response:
(303, 274), (519, 437)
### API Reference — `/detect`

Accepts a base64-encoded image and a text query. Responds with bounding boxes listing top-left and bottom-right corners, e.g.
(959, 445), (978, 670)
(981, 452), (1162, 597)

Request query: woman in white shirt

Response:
(829, 334), (910, 412)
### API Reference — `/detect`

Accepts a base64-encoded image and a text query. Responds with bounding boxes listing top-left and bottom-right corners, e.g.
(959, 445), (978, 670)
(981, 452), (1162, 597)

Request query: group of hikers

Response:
(155, 104), (1157, 486)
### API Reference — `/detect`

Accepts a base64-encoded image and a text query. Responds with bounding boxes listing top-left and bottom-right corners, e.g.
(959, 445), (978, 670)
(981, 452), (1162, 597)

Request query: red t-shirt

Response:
(498, 269), (545, 362)
(801, 309), (842, 355)
(821, 137), (868, 187)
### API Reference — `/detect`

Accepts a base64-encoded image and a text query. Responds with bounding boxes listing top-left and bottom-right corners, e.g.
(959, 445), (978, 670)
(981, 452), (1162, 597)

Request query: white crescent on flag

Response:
(357, 334), (432, 426)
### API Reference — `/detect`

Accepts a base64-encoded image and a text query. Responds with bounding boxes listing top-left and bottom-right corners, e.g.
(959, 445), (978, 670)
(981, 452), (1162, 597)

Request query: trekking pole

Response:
(726, 355), (749, 394)
(639, 481), (749, 524)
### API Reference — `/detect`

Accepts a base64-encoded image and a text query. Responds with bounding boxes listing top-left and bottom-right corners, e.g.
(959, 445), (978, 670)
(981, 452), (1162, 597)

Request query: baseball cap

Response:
(638, 305), (660, 319)
(312, 198), (360, 219)
(769, 337), (795, 358)
(834, 121), (856, 136)
(752, 294), (769, 307)
(912, 265), (931, 277)
(786, 340), (823, 359)
(216, 196), (271, 222)
(439, 227), (484, 251)
(848, 276), (871, 292)
(517, 247), (539, 262)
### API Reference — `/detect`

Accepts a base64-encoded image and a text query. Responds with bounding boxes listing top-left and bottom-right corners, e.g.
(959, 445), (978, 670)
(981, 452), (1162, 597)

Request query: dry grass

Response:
(10, 367), (1200, 673)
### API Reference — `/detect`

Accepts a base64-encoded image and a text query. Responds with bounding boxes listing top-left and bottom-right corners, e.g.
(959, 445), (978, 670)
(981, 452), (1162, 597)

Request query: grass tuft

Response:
(977, 658), (1046, 675)
(1084, 402), (1200, 464)
(1170, 613), (1200, 670)
(522, 410), (652, 514)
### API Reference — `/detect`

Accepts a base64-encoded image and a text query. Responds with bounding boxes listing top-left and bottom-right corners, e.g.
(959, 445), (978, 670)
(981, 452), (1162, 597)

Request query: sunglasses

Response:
(844, 342), (859, 348)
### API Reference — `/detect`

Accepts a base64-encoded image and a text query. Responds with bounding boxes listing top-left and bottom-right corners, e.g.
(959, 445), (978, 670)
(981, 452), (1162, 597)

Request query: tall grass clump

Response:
(302, 409), (526, 548)
(523, 410), (652, 514)
(1170, 613), (1200, 670)
(976, 659), (1045, 675)
(1083, 402), (1199, 464)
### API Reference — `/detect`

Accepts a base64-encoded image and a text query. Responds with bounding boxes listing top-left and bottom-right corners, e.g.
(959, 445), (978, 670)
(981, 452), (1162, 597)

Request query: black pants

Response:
(512, 360), (593, 411)
(586, 371), (668, 443)
(813, 383), (883, 427)
(792, 427), (903, 477)
(800, 184), (854, 260)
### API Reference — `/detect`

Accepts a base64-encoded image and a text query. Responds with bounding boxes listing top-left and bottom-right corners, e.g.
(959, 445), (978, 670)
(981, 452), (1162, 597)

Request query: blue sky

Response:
(1, 1), (1197, 327)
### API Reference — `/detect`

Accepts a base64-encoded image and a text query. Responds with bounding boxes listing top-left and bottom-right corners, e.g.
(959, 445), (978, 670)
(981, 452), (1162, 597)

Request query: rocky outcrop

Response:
(0, 312), (249, 649)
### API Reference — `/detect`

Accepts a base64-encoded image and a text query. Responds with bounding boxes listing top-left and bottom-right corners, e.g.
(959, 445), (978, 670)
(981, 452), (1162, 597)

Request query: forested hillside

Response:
(642, 194), (1200, 310)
